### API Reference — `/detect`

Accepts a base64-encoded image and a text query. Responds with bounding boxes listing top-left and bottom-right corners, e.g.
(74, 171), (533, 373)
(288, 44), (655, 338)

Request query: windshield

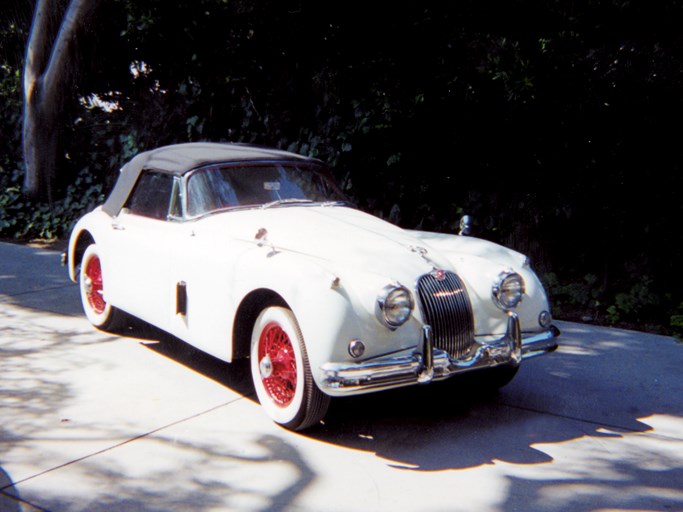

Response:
(185, 162), (349, 217)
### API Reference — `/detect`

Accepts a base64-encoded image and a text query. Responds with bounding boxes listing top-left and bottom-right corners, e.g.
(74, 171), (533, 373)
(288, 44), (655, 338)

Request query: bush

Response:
(0, 165), (105, 241)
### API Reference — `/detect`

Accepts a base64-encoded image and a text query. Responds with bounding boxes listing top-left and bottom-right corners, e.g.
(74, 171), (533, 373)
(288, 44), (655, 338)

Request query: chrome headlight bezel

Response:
(377, 284), (414, 329)
(492, 272), (525, 310)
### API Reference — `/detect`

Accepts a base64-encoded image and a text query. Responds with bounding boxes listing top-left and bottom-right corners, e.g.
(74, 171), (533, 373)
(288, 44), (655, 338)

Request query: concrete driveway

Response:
(1, 240), (682, 512)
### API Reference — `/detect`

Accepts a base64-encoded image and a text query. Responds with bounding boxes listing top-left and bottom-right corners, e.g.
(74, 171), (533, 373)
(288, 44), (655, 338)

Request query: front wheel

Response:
(250, 307), (330, 430)
(79, 244), (124, 331)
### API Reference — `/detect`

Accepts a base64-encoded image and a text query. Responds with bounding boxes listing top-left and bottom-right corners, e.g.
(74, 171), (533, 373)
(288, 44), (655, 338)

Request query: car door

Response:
(105, 171), (185, 330)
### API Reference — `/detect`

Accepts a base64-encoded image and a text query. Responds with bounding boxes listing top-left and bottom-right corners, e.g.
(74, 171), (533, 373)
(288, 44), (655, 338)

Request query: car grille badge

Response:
(431, 268), (447, 281)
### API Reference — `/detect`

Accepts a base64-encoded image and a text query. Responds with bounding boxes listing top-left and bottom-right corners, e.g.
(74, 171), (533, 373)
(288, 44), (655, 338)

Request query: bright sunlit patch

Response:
(387, 462), (421, 470)
(433, 289), (465, 299)
(129, 59), (151, 79)
(80, 93), (121, 113)
(634, 414), (683, 439)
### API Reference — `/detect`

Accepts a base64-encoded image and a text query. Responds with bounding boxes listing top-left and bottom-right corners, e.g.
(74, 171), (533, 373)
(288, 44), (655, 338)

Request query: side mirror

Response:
(458, 215), (472, 236)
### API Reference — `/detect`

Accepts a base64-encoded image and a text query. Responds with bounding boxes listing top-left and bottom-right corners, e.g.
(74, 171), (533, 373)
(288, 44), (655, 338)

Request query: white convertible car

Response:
(67, 142), (559, 430)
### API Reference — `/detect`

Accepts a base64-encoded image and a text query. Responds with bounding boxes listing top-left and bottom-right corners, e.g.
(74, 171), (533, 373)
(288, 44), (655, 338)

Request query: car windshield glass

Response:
(186, 163), (349, 217)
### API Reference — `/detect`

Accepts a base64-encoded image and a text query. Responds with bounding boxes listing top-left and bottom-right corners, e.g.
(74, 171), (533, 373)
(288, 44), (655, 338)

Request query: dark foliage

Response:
(1, 0), (681, 335)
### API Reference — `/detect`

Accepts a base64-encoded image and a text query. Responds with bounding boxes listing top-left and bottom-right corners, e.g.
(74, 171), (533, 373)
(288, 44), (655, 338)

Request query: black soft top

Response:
(102, 142), (313, 216)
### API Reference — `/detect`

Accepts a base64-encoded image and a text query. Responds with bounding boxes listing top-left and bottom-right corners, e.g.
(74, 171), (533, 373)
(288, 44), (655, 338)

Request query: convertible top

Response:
(102, 142), (313, 217)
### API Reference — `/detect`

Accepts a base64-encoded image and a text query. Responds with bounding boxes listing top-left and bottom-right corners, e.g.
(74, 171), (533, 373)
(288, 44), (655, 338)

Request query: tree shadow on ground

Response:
(1, 432), (315, 512)
(501, 467), (683, 512)
(309, 322), (682, 462)
(3, 243), (682, 510)
(0, 241), (81, 317)
(0, 467), (26, 512)
(138, 322), (681, 468)
(134, 321), (683, 510)
(0, 307), (313, 512)
(128, 320), (255, 398)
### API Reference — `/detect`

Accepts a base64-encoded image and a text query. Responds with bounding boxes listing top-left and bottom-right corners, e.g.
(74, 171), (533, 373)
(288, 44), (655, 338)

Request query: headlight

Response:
(377, 285), (414, 329)
(492, 272), (525, 310)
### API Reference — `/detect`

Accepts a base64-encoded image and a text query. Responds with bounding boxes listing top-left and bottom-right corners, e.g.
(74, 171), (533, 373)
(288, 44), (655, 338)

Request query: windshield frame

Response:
(180, 160), (352, 220)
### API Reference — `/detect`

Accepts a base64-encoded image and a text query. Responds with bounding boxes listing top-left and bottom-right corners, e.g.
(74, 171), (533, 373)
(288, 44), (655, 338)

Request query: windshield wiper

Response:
(261, 198), (315, 209)
(320, 200), (352, 207)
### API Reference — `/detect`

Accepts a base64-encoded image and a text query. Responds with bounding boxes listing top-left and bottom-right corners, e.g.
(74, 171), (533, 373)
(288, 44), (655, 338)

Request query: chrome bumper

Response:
(319, 312), (559, 394)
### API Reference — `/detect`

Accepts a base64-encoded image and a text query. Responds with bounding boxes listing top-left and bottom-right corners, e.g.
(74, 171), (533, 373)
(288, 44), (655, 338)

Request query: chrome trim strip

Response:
(520, 324), (561, 359)
(319, 316), (559, 394)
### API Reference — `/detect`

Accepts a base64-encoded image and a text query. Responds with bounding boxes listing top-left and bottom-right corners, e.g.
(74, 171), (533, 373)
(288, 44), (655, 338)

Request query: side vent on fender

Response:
(176, 281), (187, 315)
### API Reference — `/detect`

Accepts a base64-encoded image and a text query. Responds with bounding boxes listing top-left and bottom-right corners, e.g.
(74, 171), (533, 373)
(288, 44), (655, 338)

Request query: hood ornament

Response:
(411, 246), (447, 280)
(255, 227), (278, 256)
(255, 227), (268, 246)
(410, 245), (429, 259)
(410, 245), (437, 267)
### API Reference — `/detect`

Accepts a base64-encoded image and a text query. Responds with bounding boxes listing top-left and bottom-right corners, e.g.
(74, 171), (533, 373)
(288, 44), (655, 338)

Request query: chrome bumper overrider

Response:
(320, 312), (559, 394)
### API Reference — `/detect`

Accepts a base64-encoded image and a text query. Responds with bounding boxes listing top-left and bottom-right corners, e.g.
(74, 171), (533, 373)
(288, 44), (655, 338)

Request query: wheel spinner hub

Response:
(258, 322), (297, 407)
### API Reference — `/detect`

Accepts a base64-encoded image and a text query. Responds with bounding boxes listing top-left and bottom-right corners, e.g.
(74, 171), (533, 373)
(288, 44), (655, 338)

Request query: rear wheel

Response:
(250, 307), (330, 430)
(79, 244), (124, 331)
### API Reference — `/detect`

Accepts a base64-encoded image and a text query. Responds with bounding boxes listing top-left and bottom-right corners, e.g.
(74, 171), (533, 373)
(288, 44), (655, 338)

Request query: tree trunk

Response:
(23, 0), (97, 201)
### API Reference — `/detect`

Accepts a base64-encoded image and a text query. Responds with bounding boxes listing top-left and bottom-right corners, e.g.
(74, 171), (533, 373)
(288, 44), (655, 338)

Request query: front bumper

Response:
(319, 312), (559, 394)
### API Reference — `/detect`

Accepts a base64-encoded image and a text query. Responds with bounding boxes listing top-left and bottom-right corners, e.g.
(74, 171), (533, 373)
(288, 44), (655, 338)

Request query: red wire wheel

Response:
(257, 322), (298, 407)
(79, 244), (123, 331)
(84, 253), (106, 314)
(250, 307), (330, 430)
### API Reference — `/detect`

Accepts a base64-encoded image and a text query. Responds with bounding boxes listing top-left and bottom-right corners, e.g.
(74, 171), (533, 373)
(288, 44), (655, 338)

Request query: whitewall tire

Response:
(79, 244), (123, 331)
(250, 306), (330, 430)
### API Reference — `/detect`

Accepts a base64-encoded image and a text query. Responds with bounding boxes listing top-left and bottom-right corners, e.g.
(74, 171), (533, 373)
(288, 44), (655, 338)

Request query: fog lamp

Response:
(348, 339), (365, 358)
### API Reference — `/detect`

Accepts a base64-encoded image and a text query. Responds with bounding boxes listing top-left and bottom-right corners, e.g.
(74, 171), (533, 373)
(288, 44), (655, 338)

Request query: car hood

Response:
(200, 206), (524, 281)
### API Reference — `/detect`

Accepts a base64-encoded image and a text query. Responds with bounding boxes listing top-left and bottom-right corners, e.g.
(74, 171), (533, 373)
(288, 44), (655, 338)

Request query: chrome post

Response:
(418, 325), (434, 383)
(507, 311), (522, 364)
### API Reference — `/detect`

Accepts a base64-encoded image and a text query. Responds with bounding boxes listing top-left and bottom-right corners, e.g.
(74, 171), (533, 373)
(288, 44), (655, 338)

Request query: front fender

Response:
(411, 230), (552, 336)
(229, 246), (423, 393)
(66, 207), (112, 282)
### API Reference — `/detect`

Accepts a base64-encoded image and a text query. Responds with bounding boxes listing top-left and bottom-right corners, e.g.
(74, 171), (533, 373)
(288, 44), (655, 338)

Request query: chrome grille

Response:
(416, 271), (475, 359)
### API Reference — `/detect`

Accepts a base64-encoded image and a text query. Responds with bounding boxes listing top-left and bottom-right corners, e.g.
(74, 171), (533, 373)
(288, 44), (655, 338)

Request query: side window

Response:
(126, 171), (173, 220)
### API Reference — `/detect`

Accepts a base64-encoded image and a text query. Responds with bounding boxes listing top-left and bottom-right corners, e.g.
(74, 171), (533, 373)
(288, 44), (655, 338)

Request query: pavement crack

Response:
(0, 284), (75, 299)
(4, 395), (253, 490)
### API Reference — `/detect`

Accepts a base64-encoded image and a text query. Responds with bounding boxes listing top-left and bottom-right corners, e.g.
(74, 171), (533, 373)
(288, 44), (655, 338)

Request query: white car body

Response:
(68, 142), (559, 430)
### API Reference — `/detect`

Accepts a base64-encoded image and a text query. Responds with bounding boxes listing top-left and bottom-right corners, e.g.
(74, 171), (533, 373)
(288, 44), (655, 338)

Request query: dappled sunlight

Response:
(1, 302), (121, 446)
(3, 429), (316, 512)
(527, 418), (682, 480)
(297, 319), (683, 510)
(1, 296), (317, 511)
(2, 242), (682, 511)
(553, 343), (599, 357)
(0, 300), (245, 480)
(499, 414), (683, 510)
(639, 414), (683, 440)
